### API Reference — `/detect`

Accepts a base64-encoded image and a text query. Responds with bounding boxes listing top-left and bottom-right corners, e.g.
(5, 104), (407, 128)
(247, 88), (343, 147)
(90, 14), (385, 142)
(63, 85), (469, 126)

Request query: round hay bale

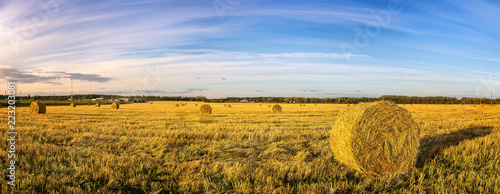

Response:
(200, 104), (212, 114)
(95, 103), (100, 107)
(195, 104), (198, 106)
(331, 101), (420, 176)
(30, 101), (46, 114)
(70, 103), (76, 107)
(272, 105), (282, 113)
(175, 103), (180, 107)
(224, 104), (227, 106)
(260, 104), (262, 106)
(111, 103), (119, 109)
(268, 105), (272, 107)
(227, 105), (232, 108)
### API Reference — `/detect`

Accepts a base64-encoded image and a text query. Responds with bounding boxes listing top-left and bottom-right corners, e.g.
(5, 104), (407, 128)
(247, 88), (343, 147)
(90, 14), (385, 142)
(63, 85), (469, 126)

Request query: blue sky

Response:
(1, 0), (499, 98)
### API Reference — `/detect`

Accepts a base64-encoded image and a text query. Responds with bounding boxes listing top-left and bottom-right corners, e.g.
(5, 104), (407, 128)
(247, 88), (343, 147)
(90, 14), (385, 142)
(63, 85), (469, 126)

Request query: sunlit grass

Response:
(0, 102), (499, 193)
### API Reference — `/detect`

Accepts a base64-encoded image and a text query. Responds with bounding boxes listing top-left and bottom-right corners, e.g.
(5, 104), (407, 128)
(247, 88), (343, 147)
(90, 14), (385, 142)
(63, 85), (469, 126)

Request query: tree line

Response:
(2, 94), (499, 104)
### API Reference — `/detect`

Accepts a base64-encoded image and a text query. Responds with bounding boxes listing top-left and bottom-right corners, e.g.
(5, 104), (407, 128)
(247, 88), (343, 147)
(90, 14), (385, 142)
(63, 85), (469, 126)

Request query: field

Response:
(1, 102), (500, 193)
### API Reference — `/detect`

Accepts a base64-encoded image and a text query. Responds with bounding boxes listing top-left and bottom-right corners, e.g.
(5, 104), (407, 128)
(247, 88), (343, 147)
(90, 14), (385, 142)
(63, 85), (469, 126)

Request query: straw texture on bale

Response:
(272, 105), (282, 113)
(200, 104), (212, 114)
(95, 103), (100, 107)
(331, 101), (420, 176)
(70, 103), (76, 107)
(30, 101), (46, 114)
(111, 103), (119, 109)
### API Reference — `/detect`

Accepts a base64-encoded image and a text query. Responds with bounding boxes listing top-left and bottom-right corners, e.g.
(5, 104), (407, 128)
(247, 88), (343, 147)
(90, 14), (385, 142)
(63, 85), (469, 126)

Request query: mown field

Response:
(1, 102), (499, 193)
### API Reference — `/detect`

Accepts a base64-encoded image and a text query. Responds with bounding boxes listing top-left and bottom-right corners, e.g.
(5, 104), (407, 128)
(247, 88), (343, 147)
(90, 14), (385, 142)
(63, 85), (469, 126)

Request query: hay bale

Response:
(175, 103), (180, 107)
(95, 103), (100, 107)
(268, 105), (272, 107)
(200, 104), (212, 114)
(195, 104), (198, 106)
(111, 103), (119, 109)
(70, 103), (76, 107)
(227, 105), (232, 108)
(272, 105), (282, 113)
(30, 101), (46, 114)
(224, 104), (227, 106)
(331, 101), (419, 176)
(260, 104), (262, 106)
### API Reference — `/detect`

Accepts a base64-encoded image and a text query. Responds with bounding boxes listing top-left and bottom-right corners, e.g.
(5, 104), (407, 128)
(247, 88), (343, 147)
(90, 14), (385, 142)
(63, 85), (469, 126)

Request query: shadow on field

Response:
(416, 126), (493, 168)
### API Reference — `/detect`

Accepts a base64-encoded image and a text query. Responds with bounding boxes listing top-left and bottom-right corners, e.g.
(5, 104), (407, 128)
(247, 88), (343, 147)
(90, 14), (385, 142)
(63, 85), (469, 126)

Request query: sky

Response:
(1, 0), (499, 98)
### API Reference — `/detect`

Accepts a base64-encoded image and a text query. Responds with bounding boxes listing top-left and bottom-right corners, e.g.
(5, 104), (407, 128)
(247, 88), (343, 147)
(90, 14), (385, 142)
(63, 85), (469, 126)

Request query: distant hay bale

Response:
(268, 105), (272, 107)
(224, 104), (227, 106)
(30, 101), (46, 114)
(111, 103), (119, 109)
(95, 103), (100, 107)
(195, 104), (198, 106)
(272, 104), (282, 113)
(260, 104), (262, 106)
(227, 105), (232, 108)
(70, 103), (76, 107)
(200, 104), (212, 114)
(181, 103), (186, 106)
(300, 104), (302, 106)
(175, 103), (180, 107)
(303, 104), (306, 106)
(331, 101), (420, 176)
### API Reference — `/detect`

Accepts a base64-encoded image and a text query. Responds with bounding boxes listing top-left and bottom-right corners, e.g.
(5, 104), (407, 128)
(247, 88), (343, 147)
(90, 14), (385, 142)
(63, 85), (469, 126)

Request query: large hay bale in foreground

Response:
(200, 104), (212, 114)
(70, 103), (76, 107)
(272, 105), (282, 113)
(30, 101), (46, 114)
(331, 101), (419, 176)
(111, 103), (119, 109)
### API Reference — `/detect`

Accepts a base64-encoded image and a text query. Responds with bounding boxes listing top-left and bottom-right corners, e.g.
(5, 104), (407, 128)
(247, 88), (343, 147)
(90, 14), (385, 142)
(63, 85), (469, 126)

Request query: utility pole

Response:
(71, 78), (73, 100)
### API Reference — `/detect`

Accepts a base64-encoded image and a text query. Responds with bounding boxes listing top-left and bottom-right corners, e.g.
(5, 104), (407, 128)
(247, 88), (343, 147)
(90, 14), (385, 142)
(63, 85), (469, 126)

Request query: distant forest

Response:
(2, 94), (499, 105)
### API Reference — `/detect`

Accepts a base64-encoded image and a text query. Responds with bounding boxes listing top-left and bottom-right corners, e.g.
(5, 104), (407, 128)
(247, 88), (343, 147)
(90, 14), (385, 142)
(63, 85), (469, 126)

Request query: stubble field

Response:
(1, 101), (499, 193)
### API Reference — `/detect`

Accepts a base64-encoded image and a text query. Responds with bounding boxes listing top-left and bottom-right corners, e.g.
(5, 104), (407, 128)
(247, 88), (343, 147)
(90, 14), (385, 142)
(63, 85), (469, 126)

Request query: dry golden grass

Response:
(331, 101), (419, 176)
(0, 102), (499, 193)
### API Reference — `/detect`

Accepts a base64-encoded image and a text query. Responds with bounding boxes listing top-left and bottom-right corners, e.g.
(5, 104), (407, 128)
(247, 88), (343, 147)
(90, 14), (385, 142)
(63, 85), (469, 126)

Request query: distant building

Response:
(240, 99), (248, 103)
